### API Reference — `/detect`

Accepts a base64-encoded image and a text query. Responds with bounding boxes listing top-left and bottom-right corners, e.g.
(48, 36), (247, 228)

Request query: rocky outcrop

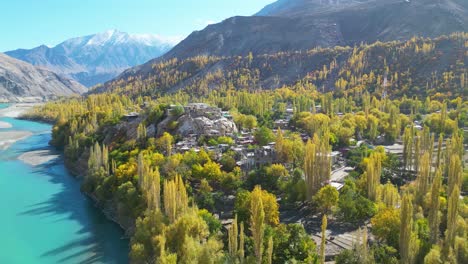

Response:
(157, 104), (237, 137)
(176, 115), (237, 137)
(0, 53), (86, 102)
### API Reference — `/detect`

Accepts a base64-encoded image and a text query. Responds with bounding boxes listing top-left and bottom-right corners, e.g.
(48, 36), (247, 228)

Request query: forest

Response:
(23, 33), (467, 264)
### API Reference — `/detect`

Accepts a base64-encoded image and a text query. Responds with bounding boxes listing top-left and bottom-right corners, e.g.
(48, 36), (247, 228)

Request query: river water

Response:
(0, 104), (128, 264)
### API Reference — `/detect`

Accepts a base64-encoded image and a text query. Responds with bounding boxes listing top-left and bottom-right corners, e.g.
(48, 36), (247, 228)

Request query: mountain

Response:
(145, 0), (467, 62)
(256, 0), (377, 17)
(0, 53), (86, 102)
(5, 30), (181, 87)
(97, 33), (467, 100)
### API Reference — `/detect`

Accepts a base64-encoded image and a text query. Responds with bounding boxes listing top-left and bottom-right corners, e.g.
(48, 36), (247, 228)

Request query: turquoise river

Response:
(0, 104), (128, 264)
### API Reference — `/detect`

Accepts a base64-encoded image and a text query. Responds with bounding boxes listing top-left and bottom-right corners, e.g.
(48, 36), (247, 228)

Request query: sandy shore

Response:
(0, 103), (40, 118)
(0, 104), (41, 150)
(0, 131), (33, 150)
(0, 121), (12, 128)
(18, 150), (60, 166)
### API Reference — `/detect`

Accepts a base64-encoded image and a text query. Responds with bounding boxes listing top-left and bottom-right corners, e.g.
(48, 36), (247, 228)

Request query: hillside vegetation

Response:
(98, 33), (467, 100)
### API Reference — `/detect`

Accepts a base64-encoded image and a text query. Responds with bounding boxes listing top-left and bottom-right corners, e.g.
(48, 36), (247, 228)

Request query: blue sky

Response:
(0, 0), (274, 51)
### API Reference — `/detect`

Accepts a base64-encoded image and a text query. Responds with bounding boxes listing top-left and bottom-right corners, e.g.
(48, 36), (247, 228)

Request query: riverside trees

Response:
(24, 65), (467, 263)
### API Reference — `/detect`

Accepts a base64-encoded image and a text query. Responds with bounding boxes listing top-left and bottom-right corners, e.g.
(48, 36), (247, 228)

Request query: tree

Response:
(364, 151), (382, 201)
(228, 215), (239, 259)
(402, 126), (414, 171)
(138, 154), (161, 211)
(320, 214), (327, 264)
(271, 224), (317, 263)
(267, 236), (273, 264)
(235, 188), (279, 227)
(424, 246), (442, 264)
(313, 185), (339, 214)
(376, 181), (400, 208)
(416, 152), (431, 206)
(239, 222), (245, 262)
(337, 180), (376, 222)
(250, 186), (265, 264)
(400, 193), (414, 264)
(371, 208), (400, 248)
(163, 175), (188, 223)
(428, 169), (441, 244)
(254, 126), (275, 146)
(137, 123), (147, 141)
(156, 132), (174, 155)
(304, 133), (331, 200)
(447, 154), (462, 198)
(444, 185), (460, 257)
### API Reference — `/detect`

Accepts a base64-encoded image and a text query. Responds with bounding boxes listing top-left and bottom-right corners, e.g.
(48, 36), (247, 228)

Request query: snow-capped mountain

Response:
(6, 30), (182, 87)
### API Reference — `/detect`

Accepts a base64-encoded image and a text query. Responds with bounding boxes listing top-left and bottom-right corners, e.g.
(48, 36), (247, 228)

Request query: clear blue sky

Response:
(0, 0), (274, 51)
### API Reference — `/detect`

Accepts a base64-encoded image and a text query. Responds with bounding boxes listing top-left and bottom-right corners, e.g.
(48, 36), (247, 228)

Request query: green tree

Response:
(254, 126), (275, 146)
(313, 185), (339, 214)
(271, 224), (317, 263)
(337, 180), (376, 222)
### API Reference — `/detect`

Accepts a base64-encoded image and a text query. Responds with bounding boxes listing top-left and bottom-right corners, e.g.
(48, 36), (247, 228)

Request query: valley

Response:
(0, 0), (466, 263)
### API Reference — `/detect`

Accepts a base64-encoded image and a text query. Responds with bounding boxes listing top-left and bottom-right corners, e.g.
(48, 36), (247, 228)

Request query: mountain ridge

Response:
(6, 30), (182, 87)
(139, 0), (467, 65)
(96, 33), (467, 100)
(0, 53), (86, 102)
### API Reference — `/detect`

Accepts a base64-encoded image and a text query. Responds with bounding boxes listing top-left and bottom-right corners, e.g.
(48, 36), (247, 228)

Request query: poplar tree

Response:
(275, 127), (285, 162)
(149, 168), (161, 211)
(163, 175), (188, 223)
(164, 179), (177, 223)
(444, 185), (460, 257)
(228, 215), (239, 259)
(435, 134), (443, 168)
(428, 169), (441, 244)
(267, 236), (273, 264)
(414, 135), (421, 173)
(377, 181), (400, 208)
(239, 222), (245, 262)
(403, 126), (414, 171)
(250, 186), (265, 264)
(137, 123), (147, 141)
(138, 154), (161, 211)
(400, 193), (414, 264)
(304, 139), (317, 200)
(320, 214), (327, 264)
(416, 152), (431, 206)
(304, 133), (331, 200)
(447, 155), (462, 198)
(366, 152), (382, 201)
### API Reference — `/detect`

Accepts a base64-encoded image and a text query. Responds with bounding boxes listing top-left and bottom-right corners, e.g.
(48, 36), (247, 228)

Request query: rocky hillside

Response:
(97, 33), (467, 100)
(0, 53), (86, 102)
(147, 0), (467, 62)
(6, 30), (181, 87)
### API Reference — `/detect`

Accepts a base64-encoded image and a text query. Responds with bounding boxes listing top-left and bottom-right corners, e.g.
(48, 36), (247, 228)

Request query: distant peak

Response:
(81, 30), (183, 47)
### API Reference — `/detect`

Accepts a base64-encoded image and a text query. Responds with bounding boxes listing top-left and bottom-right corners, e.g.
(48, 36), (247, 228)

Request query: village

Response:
(120, 100), (467, 261)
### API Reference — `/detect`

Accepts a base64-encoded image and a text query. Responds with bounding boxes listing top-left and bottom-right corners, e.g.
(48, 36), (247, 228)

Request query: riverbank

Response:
(0, 103), (40, 118)
(0, 104), (39, 150)
(0, 121), (12, 128)
(0, 108), (129, 263)
(18, 150), (60, 166)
